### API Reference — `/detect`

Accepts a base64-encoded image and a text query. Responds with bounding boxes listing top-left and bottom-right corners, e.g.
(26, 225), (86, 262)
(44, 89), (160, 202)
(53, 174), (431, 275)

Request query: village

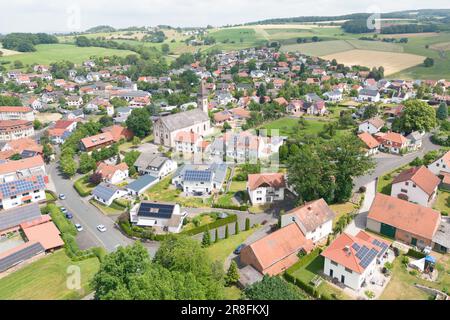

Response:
(0, 40), (449, 301)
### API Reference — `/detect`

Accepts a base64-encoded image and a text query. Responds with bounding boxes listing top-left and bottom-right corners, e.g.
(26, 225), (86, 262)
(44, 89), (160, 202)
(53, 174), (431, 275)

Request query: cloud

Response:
(0, 0), (449, 33)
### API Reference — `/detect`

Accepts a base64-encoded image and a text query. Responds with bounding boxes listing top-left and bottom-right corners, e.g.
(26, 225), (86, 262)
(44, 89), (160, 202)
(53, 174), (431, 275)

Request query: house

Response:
(367, 193), (441, 249)
(95, 162), (129, 184)
(101, 125), (133, 143)
(48, 120), (78, 145)
(134, 153), (177, 179)
(428, 151), (450, 175)
(358, 132), (380, 156)
(66, 109), (85, 120)
(0, 120), (35, 142)
(114, 107), (133, 123)
(305, 100), (327, 116)
(174, 131), (204, 153)
(80, 132), (115, 153)
(66, 96), (83, 107)
(92, 182), (128, 206)
(324, 90), (343, 102)
(358, 89), (380, 102)
(407, 131), (424, 151)
(240, 223), (314, 276)
(0, 175), (47, 210)
(286, 100), (304, 114)
(126, 175), (159, 196)
(358, 118), (385, 134)
(321, 231), (390, 290)
(391, 166), (440, 207)
(247, 173), (286, 205)
(172, 163), (228, 196)
(0, 106), (35, 121)
(376, 131), (410, 154)
(0, 138), (43, 160)
(305, 93), (321, 103)
(281, 198), (335, 244)
(153, 108), (211, 148)
(0, 156), (46, 183)
(129, 201), (187, 233)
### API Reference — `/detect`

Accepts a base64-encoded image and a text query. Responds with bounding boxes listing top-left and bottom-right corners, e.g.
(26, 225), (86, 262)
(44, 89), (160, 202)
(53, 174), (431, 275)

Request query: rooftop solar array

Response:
(0, 176), (46, 199)
(0, 242), (45, 272)
(184, 170), (212, 182)
(360, 248), (379, 268)
(137, 202), (175, 219)
(92, 183), (120, 200)
(351, 243), (360, 251)
(372, 239), (389, 257)
(0, 203), (41, 231)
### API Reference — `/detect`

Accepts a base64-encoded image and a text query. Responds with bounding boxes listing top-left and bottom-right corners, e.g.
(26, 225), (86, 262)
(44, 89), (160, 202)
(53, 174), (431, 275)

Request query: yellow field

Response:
(430, 41), (450, 51)
(0, 48), (22, 56)
(321, 49), (425, 75)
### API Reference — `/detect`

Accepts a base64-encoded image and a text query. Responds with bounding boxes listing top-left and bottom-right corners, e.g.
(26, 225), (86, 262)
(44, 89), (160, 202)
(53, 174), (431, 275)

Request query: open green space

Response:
(89, 199), (125, 216)
(0, 251), (99, 300)
(73, 175), (97, 197)
(433, 189), (450, 215)
(0, 44), (135, 69)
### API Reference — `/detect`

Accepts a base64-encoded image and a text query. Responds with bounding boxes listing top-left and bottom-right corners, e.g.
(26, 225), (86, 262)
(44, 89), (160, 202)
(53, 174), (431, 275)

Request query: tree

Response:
(436, 102), (448, 121)
(225, 261), (240, 286)
(424, 57), (434, 67)
(245, 218), (250, 231)
(126, 108), (152, 138)
(89, 172), (103, 185)
(99, 115), (114, 127)
(132, 136), (141, 146)
(33, 119), (42, 130)
(244, 275), (305, 300)
(202, 229), (211, 248)
(225, 225), (229, 239)
(60, 153), (77, 177)
(222, 121), (231, 132)
(161, 43), (170, 55)
(362, 105), (378, 120)
(399, 99), (437, 133)
(234, 221), (240, 235)
(78, 153), (96, 174)
(10, 153), (22, 160)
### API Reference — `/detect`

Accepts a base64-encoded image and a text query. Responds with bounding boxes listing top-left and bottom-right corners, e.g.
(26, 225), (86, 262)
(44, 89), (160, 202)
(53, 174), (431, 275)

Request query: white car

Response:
(75, 224), (83, 232)
(60, 207), (68, 214)
(59, 194), (66, 200)
(97, 225), (107, 233)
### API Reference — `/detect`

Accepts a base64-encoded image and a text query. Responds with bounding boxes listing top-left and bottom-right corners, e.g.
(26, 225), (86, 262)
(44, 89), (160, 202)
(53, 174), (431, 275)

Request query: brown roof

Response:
(321, 231), (390, 274)
(393, 166), (440, 196)
(213, 111), (232, 122)
(101, 125), (133, 142)
(0, 106), (33, 113)
(229, 107), (251, 119)
(96, 162), (128, 180)
(366, 117), (385, 129)
(22, 220), (64, 251)
(54, 120), (76, 130)
(368, 193), (441, 240)
(243, 223), (314, 275)
(287, 198), (336, 234)
(0, 155), (44, 175)
(0, 120), (33, 130)
(81, 132), (114, 149)
(358, 132), (380, 149)
(248, 173), (286, 191)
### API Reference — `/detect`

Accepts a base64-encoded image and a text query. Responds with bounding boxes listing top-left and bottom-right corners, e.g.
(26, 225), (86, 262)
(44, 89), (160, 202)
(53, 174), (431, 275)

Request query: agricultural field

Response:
(0, 44), (135, 69)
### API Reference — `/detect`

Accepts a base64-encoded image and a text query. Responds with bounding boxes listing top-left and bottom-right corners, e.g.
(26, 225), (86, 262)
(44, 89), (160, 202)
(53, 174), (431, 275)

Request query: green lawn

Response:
(0, 251), (99, 300)
(45, 191), (57, 201)
(205, 227), (261, 265)
(0, 44), (135, 69)
(183, 214), (216, 231)
(89, 199), (125, 216)
(377, 164), (411, 195)
(380, 253), (450, 300)
(330, 202), (357, 228)
(433, 189), (450, 215)
(223, 286), (242, 300)
(73, 175), (97, 197)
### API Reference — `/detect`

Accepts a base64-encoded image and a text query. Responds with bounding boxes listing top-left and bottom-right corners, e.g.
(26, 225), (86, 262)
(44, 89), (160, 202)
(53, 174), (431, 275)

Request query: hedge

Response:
(48, 204), (77, 236)
(181, 214), (237, 236)
(113, 198), (130, 209)
(212, 203), (249, 211)
(73, 176), (93, 197)
(407, 248), (426, 259)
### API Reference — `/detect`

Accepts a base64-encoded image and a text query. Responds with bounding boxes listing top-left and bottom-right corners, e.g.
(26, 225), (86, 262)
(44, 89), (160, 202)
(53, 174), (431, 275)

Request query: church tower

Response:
(198, 80), (209, 114)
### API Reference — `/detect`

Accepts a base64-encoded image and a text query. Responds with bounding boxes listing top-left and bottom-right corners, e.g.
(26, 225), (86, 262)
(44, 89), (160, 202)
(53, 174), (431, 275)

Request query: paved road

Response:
(345, 180), (376, 236)
(47, 162), (133, 252)
(353, 133), (441, 191)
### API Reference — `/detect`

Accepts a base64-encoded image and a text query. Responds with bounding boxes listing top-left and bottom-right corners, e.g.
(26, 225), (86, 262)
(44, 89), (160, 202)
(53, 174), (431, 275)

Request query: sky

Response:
(0, 0), (449, 34)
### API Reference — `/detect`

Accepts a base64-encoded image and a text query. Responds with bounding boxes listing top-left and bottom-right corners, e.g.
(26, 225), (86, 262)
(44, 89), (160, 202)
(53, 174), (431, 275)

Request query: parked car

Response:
(65, 212), (73, 219)
(75, 224), (83, 232)
(60, 207), (68, 214)
(234, 244), (245, 255)
(218, 212), (228, 219)
(59, 194), (66, 200)
(97, 224), (107, 232)
(261, 220), (268, 225)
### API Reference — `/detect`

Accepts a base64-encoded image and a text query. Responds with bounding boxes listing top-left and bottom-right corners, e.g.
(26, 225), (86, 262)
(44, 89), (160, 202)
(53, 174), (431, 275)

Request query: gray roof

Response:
(92, 183), (121, 201)
(157, 108), (210, 131)
(0, 242), (45, 272)
(127, 175), (158, 192)
(432, 217), (450, 249)
(184, 170), (212, 182)
(135, 153), (167, 170)
(174, 163), (228, 185)
(407, 131), (423, 141)
(0, 203), (41, 232)
(359, 88), (379, 97)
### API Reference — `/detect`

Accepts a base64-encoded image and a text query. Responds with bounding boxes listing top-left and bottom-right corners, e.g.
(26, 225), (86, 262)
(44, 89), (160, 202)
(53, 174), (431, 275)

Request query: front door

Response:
(411, 237), (417, 246)
(329, 269), (333, 278)
(341, 275), (345, 284)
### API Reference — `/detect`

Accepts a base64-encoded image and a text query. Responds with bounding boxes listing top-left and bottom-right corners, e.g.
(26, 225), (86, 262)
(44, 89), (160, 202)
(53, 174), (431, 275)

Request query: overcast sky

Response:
(1, 0), (449, 34)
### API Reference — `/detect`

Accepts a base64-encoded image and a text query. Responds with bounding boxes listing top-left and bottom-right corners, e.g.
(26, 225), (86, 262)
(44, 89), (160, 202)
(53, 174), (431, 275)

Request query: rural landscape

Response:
(0, 2), (450, 308)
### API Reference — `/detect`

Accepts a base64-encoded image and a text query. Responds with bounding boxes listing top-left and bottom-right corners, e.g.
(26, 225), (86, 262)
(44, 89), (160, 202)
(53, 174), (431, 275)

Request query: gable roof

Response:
(247, 173), (286, 191)
(358, 132), (380, 149)
(0, 156), (44, 175)
(157, 109), (209, 132)
(368, 193), (441, 240)
(365, 117), (385, 129)
(96, 162), (128, 180)
(0, 203), (41, 232)
(286, 198), (336, 234)
(81, 132), (114, 149)
(392, 166), (440, 196)
(101, 125), (133, 142)
(92, 182), (122, 201)
(243, 223), (314, 275)
(127, 175), (158, 192)
(321, 231), (390, 274)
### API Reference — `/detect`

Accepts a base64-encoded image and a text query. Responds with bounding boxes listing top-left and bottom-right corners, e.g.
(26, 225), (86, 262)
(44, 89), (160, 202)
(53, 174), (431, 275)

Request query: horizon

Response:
(1, 1), (450, 34)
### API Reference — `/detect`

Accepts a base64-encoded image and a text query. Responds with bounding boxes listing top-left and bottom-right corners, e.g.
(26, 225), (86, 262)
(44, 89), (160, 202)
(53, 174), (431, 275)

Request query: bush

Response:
(212, 203), (249, 211)
(407, 248), (426, 259)
(48, 204), (77, 236)
(73, 176), (92, 197)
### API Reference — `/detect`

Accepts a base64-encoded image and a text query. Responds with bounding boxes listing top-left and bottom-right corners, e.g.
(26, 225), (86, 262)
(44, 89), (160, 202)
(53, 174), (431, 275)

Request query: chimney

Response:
(344, 245), (351, 256)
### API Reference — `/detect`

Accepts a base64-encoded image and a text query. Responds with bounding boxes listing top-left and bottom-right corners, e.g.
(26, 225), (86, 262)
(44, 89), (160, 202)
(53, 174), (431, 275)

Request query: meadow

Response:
(0, 44), (135, 68)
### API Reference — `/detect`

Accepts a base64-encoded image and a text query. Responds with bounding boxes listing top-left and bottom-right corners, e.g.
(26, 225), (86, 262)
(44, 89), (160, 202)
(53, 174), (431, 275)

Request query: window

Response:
(331, 261), (338, 266)
(401, 189), (408, 193)
(413, 184), (416, 188)
(345, 268), (353, 274)
(405, 182), (409, 186)
(436, 163), (440, 167)
(257, 198), (262, 201)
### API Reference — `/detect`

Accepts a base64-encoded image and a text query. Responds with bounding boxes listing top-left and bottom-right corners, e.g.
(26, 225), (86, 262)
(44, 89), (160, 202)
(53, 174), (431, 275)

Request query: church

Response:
(153, 81), (212, 148)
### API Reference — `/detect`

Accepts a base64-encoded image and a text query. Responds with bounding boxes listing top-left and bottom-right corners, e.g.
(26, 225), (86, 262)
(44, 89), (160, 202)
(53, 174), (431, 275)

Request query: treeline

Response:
(341, 20), (372, 34)
(246, 13), (371, 25)
(1, 33), (58, 52)
(142, 31), (166, 43)
(380, 23), (438, 34)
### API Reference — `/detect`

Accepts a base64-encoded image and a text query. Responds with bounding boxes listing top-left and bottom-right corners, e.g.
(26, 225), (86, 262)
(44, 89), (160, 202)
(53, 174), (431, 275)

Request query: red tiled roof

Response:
(392, 166), (440, 196)
(358, 132), (380, 149)
(81, 132), (114, 149)
(22, 221), (64, 251)
(0, 106), (33, 113)
(101, 125), (133, 142)
(248, 173), (286, 191)
(96, 162), (128, 180)
(0, 156), (44, 175)
(286, 198), (336, 234)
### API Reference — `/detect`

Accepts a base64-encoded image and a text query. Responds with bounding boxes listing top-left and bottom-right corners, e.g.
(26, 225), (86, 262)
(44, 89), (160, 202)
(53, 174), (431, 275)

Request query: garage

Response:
(380, 223), (396, 238)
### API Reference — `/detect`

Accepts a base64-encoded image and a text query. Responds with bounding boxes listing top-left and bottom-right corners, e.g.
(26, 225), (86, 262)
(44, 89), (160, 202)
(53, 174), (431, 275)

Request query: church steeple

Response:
(198, 80), (209, 113)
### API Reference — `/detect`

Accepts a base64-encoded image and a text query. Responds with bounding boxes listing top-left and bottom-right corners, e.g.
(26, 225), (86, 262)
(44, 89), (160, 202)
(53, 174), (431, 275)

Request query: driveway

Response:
(345, 180), (376, 236)
(353, 133), (440, 191)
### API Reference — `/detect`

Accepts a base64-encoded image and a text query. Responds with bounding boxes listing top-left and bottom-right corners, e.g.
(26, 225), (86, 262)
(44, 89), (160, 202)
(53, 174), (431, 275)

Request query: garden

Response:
(73, 174), (98, 197)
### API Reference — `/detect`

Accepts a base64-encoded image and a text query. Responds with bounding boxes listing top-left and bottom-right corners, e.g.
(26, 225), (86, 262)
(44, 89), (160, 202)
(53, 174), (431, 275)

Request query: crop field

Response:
(0, 44), (135, 68)
(430, 41), (450, 51)
(322, 49), (425, 75)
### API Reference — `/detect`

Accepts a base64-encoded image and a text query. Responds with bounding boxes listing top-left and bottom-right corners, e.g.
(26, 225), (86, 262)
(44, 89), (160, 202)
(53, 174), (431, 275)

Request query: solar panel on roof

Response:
(352, 243), (360, 251)
(355, 245), (369, 259)
(184, 170), (212, 182)
(0, 242), (45, 272)
(138, 202), (175, 219)
(359, 248), (379, 268)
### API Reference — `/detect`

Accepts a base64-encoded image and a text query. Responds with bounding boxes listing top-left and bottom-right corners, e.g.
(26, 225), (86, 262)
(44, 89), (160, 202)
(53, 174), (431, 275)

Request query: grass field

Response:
(0, 251), (99, 300)
(0, 44), (135, 68)
(433, 189), (450, 215)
